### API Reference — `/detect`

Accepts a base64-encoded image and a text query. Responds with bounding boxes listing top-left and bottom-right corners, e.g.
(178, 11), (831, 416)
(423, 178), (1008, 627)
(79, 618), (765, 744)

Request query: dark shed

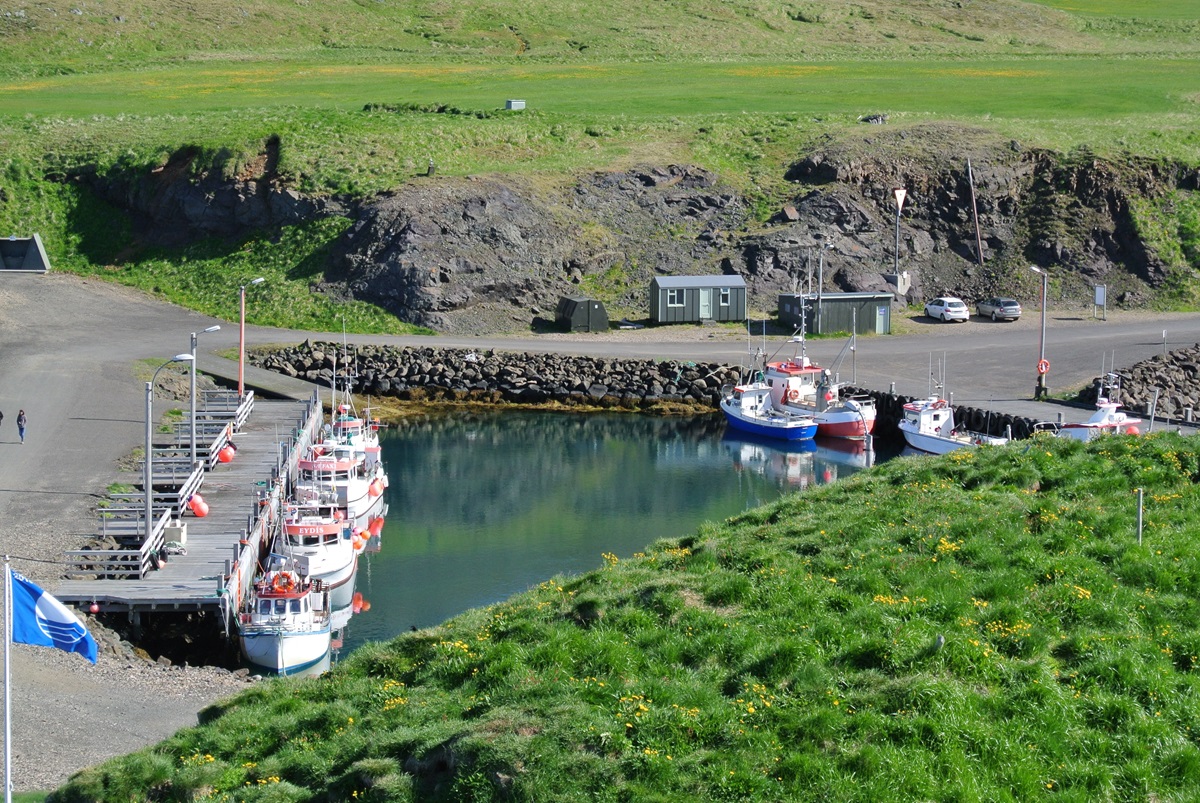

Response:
(649, 275), (746, 325)
(778, 292), (893, 335)
(555, 297), (610, 332)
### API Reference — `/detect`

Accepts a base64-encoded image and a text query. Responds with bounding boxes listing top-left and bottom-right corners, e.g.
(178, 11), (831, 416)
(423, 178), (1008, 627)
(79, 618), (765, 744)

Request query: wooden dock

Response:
(55, 395), (324, 628)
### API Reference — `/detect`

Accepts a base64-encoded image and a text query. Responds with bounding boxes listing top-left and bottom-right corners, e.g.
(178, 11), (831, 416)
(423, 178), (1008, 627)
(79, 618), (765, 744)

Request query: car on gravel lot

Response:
(976, 297), (1022, 321)
(924, 297), (970, 322)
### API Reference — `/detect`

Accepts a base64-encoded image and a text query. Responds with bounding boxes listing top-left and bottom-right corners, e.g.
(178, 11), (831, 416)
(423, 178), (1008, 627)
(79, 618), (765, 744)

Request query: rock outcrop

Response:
(79, 124), (1198, 336)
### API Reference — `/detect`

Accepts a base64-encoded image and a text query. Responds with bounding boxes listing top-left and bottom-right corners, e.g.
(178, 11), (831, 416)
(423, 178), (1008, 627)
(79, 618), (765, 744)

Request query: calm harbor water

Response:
(336, 411), (890, 656)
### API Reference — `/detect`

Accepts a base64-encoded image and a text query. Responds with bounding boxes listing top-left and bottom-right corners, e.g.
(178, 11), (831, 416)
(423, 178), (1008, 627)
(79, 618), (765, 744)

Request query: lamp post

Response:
(1030, 266), (1049, 399)
(892, 187), (907, 275)
(815, 243), (833, 335)
(190, 325), (221, 467)
(146, 355), (195, 537)
(238, 277), (265, 398)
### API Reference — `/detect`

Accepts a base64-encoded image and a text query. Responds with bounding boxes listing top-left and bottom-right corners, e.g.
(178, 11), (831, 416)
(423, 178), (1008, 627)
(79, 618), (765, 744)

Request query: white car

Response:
(924, 297), (970, 322)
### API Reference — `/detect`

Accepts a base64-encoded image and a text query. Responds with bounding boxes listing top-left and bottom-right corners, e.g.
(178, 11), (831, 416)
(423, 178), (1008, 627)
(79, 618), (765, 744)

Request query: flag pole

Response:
(5, 557), (13, 803)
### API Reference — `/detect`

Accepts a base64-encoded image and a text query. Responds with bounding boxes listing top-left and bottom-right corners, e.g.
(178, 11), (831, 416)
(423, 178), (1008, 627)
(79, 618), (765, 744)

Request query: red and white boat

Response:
(278, 500), (359, 594)
(239, 565), (331, 676)
(764, 338), (876, 439)
(294, 442), (386, 522)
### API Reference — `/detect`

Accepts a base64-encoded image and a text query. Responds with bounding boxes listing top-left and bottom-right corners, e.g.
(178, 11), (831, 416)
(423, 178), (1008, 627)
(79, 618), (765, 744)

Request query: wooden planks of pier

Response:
(55, 394), (323, 619)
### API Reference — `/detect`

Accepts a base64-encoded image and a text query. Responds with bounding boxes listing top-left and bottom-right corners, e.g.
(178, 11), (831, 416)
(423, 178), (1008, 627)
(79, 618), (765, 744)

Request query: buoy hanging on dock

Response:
(217, 443), (236, 463)
(188, 493), (209, 517)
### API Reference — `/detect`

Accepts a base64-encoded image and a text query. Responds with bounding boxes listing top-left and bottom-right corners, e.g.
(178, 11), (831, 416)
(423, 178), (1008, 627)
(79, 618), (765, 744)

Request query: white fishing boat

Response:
(1056, 374), (1142, 441)
(239, 561), (331, 676)
(293, 441), (387, 521)
(276, 499), (362, 605)
(899, 396), (1009, 455)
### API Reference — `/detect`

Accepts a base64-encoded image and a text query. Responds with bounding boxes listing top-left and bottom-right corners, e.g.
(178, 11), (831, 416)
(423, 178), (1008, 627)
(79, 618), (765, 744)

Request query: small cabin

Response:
(778, 292), (893, 335)
(649, 275), (746, 325)
(555, 296), (609, 333)
(1, 234), (51, 273)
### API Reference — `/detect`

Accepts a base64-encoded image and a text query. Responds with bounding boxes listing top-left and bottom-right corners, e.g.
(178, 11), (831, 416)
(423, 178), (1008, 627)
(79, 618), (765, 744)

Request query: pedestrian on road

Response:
(16, 409), (26, 444)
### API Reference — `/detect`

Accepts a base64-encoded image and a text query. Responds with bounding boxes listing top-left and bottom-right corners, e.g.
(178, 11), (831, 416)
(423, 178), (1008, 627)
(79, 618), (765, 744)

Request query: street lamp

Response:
(892, 187), (907, 275)
(1030, 266), (1049, 399)
(146, 354), (195, 539)
(815, 242), (834, 335)
(238, 277), (265, 398)
(190, 325), (221, 467)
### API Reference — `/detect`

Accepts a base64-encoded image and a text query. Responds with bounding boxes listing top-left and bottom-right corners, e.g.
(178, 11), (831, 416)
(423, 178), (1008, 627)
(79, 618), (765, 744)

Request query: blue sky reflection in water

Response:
(339, 410), (884, 654)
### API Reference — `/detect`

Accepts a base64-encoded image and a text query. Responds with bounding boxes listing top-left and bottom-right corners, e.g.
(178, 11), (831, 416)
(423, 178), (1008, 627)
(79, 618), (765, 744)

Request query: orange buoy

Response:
(188, 494), (209, 517)
(217, 444), (236, 463)
(368, 478), (384, 497)
(368, 517), (385, 537)
(360, 600), (371, 612)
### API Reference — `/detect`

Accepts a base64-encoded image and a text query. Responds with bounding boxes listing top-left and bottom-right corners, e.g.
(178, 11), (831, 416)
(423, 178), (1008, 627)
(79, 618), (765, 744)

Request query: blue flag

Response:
(8, 568), (98, 664)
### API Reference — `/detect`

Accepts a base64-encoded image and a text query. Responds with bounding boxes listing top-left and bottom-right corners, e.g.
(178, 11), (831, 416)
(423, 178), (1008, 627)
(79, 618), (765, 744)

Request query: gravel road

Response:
(1, 271), (1197, 792)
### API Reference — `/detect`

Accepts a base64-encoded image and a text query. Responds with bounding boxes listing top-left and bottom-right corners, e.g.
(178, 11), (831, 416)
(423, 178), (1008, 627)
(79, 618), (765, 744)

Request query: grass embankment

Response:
(52, 433), (1200, 802)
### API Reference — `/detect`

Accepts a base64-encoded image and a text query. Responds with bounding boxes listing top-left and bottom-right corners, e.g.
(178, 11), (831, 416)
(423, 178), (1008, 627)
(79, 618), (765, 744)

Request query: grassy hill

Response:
(49, 432), (1200, 801)
(6, 0), (1199, 77)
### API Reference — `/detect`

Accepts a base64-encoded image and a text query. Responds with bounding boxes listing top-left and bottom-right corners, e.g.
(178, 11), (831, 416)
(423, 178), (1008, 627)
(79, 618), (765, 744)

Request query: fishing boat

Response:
(898, 396), (1008, 455)
(239, 561), (331, 676)
(293, 441), (387, 522)
(1056, 373), (1142, 442)
(720, 376), (818, 441)
(277, 499), (361, 604)
(765, 335), (877, 439)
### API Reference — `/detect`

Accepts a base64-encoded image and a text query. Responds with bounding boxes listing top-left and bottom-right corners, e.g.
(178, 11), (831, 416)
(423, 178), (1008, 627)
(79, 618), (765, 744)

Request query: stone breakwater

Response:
(252, 342), (745, 412)
(251, 340), (1199, 436)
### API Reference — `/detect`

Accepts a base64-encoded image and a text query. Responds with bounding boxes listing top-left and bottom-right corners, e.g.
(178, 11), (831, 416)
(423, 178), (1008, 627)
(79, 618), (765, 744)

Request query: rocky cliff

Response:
(84, 123), (1198, 335)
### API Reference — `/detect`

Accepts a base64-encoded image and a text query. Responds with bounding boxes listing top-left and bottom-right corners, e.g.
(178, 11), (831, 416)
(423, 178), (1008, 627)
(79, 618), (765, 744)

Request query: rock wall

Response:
(1079, 343), (1200, 421)
(253, 341), (744, 411)
(77, 124), (1200, 335)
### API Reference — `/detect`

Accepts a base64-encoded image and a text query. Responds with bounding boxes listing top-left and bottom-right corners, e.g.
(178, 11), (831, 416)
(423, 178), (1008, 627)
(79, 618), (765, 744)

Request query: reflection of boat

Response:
(239, 561), (331, 676)
(720, 378), (817, 441)
(721, 432), (875, 489)
(899, 396), (1008, 455)
(1054, 373), (1142, 442)
(765, 335), (877, 438)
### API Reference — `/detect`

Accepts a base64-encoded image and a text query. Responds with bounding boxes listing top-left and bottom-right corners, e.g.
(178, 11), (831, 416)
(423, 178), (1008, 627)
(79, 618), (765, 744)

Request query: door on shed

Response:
(699, 289), (712, 319)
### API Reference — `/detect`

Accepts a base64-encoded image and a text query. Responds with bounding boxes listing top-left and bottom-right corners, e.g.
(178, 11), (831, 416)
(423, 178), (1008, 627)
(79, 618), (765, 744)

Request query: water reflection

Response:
(345, 411), (884, 654)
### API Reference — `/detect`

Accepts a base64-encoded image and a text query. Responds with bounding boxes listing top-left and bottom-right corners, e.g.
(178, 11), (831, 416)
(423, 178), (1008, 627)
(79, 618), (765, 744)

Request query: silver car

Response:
(976, 297), (1022, 321)
(924, 297), (970, 322)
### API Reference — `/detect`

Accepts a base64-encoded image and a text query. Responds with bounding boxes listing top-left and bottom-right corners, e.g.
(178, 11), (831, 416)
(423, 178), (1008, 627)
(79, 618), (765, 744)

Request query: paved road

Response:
(1, 271), (1198, 789)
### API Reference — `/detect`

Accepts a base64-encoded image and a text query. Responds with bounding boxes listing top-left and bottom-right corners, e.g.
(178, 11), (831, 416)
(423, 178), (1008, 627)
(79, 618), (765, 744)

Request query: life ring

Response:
(1037, 358), (1050, 376)
(931, 400), (947, 409)
(272, 573), (295, 593)
(787, 389), (801, 403)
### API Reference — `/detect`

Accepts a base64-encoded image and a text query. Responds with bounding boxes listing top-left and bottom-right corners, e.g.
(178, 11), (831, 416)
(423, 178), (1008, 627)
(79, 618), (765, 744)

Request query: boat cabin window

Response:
(259, 599), (271, 615)
(290, 599), (302, 614)
(275, 599), (289, 615)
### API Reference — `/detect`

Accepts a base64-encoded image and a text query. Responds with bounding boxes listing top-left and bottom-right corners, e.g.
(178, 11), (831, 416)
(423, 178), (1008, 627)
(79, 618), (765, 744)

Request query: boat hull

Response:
(241, 625), (331, 676)
(899, 424), (970, 455)
(815, 409), (876, 439)
(721, 406), (817, 441)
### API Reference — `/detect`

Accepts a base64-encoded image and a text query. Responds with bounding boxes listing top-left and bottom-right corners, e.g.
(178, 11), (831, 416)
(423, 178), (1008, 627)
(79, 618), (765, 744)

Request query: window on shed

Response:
(720, 288), (731, 306)
(667, 288), (685, 307)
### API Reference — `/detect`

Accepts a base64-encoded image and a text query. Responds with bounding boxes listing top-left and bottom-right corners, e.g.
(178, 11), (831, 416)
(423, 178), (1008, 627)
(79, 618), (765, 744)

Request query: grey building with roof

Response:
(649, 275), (746, 325)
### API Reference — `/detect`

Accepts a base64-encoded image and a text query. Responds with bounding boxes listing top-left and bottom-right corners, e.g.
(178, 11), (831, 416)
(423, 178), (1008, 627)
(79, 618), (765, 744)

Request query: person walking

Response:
(16, 409), (26, 444)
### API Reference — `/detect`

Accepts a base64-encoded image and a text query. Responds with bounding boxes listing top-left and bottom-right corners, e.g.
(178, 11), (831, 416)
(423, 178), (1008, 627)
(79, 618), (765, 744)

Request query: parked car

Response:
(924, 297), (970, 323)
(976, 297), (1022, 321)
